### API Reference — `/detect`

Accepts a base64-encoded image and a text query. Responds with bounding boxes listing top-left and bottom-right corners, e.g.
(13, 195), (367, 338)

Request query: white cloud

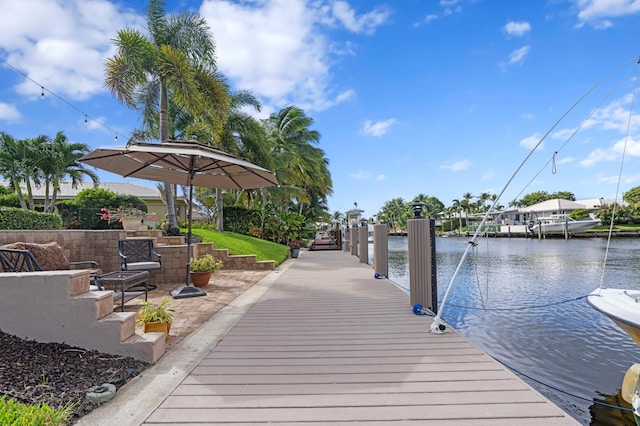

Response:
(330, 1), (392, 35)
(580, 136), (640, 166)
(585, 93), (640, 132)
(504, 21), (531, 36)
(0, 0), (141, 100)
(0, 103), (21, 121)
(350, 171), (372, 180)
(362, 118), (397, 137)
(576, 0), (640, 26)
(509, 45), (531, 65)
(440, 159), (472, 171)
(520, 132), (544, 150)
(424, 14), (439, 24)
(376, 174), (386, 181)
(85, 115), (108, 131)
(200, 0), (379, 112)
(556, 156), (576, 164)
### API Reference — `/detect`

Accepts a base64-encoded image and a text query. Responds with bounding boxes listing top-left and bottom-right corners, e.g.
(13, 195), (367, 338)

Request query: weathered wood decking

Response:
(144, 250), (579, 425)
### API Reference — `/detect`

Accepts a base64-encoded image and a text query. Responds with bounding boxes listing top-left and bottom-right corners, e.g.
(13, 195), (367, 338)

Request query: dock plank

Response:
(143, 250), (579, 425)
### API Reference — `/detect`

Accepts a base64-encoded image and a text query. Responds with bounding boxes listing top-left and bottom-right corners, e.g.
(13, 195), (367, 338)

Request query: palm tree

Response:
(0, 132), (30, 209)
(450, 199), (463, 235)
(263, 106), (332, 220)
(40, 131), (98, 212)
(213, 90), (269, 229)
(105, 0), (228, 235)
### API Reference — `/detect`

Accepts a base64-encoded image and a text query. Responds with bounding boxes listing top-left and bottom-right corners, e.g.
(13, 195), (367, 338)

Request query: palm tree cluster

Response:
(105, 0), (332, 233)
(0, 131), (97, 212)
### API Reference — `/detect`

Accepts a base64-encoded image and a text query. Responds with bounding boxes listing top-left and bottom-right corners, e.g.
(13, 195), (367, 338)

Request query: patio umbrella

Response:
(79, 140), (278, 298)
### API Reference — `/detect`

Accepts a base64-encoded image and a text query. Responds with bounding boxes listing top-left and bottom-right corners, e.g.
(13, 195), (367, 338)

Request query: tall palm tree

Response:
(40, 131), (98, 212)
(263, 106), (332, 220)
(214, 90), (269, 229)
(0, 132), (30, 209)
(105, 0), (228, 235)
(450, 199), (463, 234)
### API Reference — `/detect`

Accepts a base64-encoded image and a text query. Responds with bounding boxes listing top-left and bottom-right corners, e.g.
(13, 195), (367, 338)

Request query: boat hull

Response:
(532, 219), (600, 235)
(588, 288), (640, 347)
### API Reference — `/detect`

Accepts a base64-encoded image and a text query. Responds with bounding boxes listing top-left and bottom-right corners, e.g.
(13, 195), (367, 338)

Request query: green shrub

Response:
(0, 396), (73, 426)
(222, 206), (261, 235)
(57, 188), (148, 230)
(0, 208), (62, 230)
(0, 193), (21, 208)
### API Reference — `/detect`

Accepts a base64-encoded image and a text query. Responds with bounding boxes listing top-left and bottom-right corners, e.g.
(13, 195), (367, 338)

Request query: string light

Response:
(4, 61), (123, 142)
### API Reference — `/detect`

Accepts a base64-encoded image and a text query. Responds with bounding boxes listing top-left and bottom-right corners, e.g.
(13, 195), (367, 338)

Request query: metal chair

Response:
(0, 248), (44, 272)
(118, 238), (162, 290)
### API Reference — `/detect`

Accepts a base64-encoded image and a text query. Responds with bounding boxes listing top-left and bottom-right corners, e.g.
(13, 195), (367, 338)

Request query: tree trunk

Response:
(25, 179), (35, 210)
(216, 188), (223, 231)
(160, 83), (180, 235)
(12, 177), (27, 209)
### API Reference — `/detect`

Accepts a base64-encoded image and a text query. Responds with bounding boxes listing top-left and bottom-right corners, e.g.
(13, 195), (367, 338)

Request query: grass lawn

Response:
(187, 228), (290, 266)
(589, 224), (640, 232)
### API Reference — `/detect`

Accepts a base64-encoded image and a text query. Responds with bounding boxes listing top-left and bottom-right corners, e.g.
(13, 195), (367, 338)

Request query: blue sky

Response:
(1, 0), (640, 219)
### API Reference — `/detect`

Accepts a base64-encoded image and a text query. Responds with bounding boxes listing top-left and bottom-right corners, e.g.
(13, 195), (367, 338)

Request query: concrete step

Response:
(74, 290), (115, 319)
(120, 331), (166, 364)
(99, 311), (137, 342)
(93, 312), (166, 363)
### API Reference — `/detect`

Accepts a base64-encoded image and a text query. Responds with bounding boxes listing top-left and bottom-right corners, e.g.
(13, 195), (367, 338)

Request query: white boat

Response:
(588, 288), (640, 347)
(529, 215), (601, 235)
(588, 288), (640, 419)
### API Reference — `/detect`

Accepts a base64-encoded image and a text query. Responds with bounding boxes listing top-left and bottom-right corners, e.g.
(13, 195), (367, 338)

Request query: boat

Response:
(529, 214), (601, 235)
(588, 288), (640, 419)
(587, 288), (640, 347)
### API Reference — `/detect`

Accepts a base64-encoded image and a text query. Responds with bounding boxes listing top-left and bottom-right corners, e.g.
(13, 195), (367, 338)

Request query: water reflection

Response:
(374, 236), (640, 425)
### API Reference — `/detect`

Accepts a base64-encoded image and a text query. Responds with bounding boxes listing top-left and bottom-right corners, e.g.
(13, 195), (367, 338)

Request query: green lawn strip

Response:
(588, 224), (640, 232)
(186, 229), (290, 266)
(0, 396), (73, 426)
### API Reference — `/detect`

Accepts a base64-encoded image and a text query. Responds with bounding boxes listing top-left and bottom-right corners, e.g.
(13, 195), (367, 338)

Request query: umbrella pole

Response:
(170, 167), (206, 299)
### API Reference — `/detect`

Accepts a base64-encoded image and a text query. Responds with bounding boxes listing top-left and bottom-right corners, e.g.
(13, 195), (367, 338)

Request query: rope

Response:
(599, 59), (640, 289)
(492, 356), (633, 413)
(509, 58), (637, 206)
(446, 294), (589, 311)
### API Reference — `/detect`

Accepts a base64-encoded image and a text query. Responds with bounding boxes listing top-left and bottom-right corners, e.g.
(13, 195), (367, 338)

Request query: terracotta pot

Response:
(120, 217), (141, 231)
(143, 321), (171, 340)
(190, 271), (211, 287)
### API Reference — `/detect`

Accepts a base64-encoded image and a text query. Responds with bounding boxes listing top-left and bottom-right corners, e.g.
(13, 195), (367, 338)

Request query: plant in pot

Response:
(136, 297), (175, 340)
(189, 254), (223, 287)
(288, 238), (301, 258)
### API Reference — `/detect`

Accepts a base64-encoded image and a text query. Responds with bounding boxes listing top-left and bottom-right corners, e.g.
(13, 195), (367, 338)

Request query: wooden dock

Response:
(144, 249), (578, 425)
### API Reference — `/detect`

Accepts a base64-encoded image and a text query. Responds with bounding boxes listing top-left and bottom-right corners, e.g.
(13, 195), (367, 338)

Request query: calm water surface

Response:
(371, 236), (640, 425)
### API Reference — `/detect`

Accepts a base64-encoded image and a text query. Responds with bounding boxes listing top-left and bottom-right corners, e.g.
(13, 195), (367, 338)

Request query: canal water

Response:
(371, 236), (640, 425)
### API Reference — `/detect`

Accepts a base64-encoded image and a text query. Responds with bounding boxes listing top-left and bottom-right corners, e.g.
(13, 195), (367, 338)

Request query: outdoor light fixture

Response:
(360, 218), (367, 227)
(411, 200), (426, 218)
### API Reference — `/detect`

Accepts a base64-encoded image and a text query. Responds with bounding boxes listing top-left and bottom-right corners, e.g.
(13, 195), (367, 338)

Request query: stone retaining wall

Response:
(0, 230), (274, 285)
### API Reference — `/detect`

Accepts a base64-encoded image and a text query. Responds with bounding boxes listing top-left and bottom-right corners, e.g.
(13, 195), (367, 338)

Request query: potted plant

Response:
(100, 207), (157, 231)
(136, 297), (175, 340)
(189, 254), (223, 287)
(288, 238), (301, 258)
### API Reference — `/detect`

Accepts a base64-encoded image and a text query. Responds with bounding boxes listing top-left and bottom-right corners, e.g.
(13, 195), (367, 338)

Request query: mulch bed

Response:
(0, 330), (148, 422)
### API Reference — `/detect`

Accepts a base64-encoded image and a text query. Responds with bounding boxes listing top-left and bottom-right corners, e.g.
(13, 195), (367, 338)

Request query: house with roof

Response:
(492, 198), (613, 227)
(28, 182), (189, 222)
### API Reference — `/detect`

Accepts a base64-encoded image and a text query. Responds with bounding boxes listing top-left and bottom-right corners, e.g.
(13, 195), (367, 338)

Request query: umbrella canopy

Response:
(78, 140), (278, 189)
(79, 140), (278, 298)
